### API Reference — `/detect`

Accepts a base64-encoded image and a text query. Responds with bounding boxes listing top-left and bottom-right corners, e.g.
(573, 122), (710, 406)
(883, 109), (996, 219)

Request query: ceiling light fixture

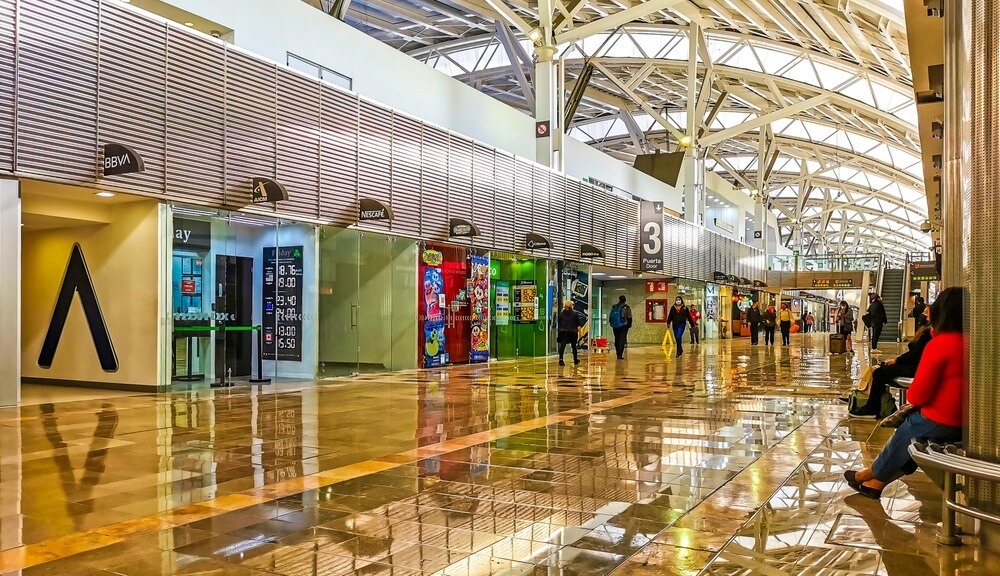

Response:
(95, 191), (116, 198)
(527, 28), (543, 42)
(184, 22), (195, 27)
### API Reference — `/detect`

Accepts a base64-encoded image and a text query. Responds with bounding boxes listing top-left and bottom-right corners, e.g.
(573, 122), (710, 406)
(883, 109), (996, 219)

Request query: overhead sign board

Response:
(713, 271), (729, 283)
(580, 243), (604, 259)
(639, 201), (664, 271)
(251, 177), (290, 204)
(449, 218), (480, 238)
(102, 143), (145, 176)
(910, 260), (939, 283)
(524, 233), (551, 250)
(812, 278), (855, 288)
(358, 197), (393, 221)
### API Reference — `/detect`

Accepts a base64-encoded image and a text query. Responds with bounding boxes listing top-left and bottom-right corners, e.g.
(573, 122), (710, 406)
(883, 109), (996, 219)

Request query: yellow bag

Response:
(857, 364), (874, 393)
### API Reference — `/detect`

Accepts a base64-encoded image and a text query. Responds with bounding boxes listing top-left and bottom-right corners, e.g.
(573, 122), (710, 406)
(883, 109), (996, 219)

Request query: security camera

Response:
(211, 30), (221, 38)
(921, 220), (933, 233)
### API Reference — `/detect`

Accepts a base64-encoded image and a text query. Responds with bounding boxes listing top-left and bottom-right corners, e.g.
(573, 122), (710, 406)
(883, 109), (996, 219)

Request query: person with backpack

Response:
(667, 297), (692, 357)
(608, 295), (633, 360)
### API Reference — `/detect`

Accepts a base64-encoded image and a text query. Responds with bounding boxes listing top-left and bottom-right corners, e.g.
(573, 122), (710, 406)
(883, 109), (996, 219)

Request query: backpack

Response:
(609, 304), (625, 328)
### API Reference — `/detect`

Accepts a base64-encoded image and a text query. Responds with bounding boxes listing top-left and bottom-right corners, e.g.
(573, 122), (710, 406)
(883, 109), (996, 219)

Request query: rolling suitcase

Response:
(830, 333), (847, 354)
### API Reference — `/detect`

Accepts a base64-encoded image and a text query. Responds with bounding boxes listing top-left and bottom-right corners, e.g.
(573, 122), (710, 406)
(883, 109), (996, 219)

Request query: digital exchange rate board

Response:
(263, 246), (303, 362)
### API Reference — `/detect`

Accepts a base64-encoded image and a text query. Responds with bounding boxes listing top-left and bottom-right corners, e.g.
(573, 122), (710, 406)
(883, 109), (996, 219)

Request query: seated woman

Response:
(844, 287), (964, 499)
(849, 305), (933, 418)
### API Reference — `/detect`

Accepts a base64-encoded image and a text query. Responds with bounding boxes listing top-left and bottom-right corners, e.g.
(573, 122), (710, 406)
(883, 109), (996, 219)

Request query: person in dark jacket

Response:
(557, 300), (586, 366)
(667, 297), (692, 358)
(849, 305), (933, 418)
(747, 302), (763, 345)
(867, 293), (889, 350)
(762, 304), (777, 346)
(688, 306), (701, 344)
(910, 296), (928, 332)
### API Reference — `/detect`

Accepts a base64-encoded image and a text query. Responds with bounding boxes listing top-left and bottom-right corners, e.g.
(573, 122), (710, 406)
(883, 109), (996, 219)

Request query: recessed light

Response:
(184, 22), (195, 27)
(95, 191), (116, 198)
(609, 275), (628, 279)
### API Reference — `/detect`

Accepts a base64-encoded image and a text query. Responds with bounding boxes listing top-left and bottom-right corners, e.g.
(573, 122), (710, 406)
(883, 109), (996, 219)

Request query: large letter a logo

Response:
(38, 244), (119, 372)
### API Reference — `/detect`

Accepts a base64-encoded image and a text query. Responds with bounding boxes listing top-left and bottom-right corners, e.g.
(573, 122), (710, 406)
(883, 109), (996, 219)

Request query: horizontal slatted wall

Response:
(98, 3), (166, 197)
(390, 113), (421, 237)
(447, 134), (474, 243)
(0, 0), (15, 171)
(420, 124), (449, 238)
(513, 158), (534, 251)
(472, 143), (495, 248)
(17, 0), (99, 181)
(493, 151), (516, 252)
(165, 30), (225, 206)
(619, 197), (639, 270)
(564, 179), (582, 260)
(318, 86), (357, 227)
(357, 100), (392, 232)
(549, 173), (567, 260)
(226, 50), (276, 208)
(594, 187), (617, 268)
(532, 165), (552, 254)
(276, 67), (320, 219)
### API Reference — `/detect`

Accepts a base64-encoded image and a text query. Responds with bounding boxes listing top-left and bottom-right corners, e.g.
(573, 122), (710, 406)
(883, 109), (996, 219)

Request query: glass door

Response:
(318, 227), (360, 376)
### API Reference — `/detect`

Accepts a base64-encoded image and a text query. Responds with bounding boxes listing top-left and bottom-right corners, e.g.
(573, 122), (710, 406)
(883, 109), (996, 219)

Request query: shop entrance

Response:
(489, 253), (549, 360)
(215, 255), (253, 378)
(318, 227), (417, 377)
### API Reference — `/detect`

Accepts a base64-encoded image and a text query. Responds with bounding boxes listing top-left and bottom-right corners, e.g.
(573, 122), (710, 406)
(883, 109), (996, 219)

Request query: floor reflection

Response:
(0, 336), (996, 575)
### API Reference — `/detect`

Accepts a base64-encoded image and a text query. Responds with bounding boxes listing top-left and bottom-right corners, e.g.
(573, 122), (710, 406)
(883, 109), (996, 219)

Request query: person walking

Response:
(844, 287), (965, 499)
(805, 311), (815, 333)
(836, 301), (855, 355)
(762, 303), (777, 346)
(778, 303), (794, 346)
(910, 295), (928, 332)
(608, 295), (633, 360)
(688, 305), (701, 344)
(667, 297), (692, 357)
(556, 300), (586, 366)
(866, 293), (889, 350)
(747, 302), (762, 345)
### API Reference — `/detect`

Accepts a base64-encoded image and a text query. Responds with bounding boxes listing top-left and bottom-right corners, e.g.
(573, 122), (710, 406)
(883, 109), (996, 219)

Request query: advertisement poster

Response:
(469, 255), (490, 363)
(514, 281), (538, 323)
(495, 282), (510, 326)
(262, 246), (304, 362)
(563, 266), (590, 346)
(423, 266), (447, 367)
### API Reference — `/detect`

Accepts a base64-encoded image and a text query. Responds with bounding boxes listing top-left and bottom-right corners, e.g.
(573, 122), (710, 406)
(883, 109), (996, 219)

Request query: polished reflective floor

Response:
(1, 334), (996, 575)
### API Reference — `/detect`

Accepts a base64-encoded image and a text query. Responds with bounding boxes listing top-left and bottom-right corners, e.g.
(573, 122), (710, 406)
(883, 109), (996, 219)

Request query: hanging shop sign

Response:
(513, 281), (538, 323)
(727, 275), (740, 284)
(251, 177), (290, 204)
(713, 271), (729, 283)
(580, 243), (604, 259)
(422, 249), (443, 266)
(172, 218), (212, 252)
(524, 233), (551, 250)
(358, 197), (393, 221)
(495, 281), (511, 326)
(910, 260), (939, 283)
(469, 255), (490, 363)
(102, 143), (145, 176)
(739, 277), (751, 286)
(262, 246), (304, 362)
(753, 280), (767, 288)
(638, 201), (664, 271)
(449, 218), (480, 238)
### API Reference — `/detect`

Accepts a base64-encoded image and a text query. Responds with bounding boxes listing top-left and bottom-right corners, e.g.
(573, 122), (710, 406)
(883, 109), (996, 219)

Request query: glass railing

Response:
(767, 254), (884, 273)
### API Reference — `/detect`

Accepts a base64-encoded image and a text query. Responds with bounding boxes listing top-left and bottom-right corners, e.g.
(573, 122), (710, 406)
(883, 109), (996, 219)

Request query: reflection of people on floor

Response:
(842, 494), (935, 575)
(41, 403), (119, 529)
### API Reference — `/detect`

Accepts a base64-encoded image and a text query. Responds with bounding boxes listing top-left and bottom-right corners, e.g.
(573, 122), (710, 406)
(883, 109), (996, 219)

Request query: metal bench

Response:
(890, 376), (912, 405)
(908, 440), (1000, 546)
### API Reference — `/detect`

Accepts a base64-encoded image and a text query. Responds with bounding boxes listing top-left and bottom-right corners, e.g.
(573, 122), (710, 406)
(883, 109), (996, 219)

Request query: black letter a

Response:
(38, 244), (118, 372)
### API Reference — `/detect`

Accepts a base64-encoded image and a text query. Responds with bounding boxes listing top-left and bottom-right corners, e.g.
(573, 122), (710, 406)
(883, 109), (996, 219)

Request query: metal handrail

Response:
(908, 440), (1000, 546)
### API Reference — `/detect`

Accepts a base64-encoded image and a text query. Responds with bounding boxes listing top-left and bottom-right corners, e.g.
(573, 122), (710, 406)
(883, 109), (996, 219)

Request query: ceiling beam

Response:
(555, 0), (685, 45)
(592, 61), (686, 142)
(483, 0), (535, 38)
(699, 94), (832, 147)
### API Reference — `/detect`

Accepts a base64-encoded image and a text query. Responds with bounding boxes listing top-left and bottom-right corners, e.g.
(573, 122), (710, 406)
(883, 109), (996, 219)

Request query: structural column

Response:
(966, 0), (1000, 552)
(0, 179), (19, 406)
(534, 46), (563, 171)
(941, 0), (970, 287)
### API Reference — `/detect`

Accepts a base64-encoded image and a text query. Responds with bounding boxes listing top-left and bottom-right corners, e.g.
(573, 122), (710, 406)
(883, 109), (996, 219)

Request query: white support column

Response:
(534, 45), (562, 170)
(0, 179), (19, 406)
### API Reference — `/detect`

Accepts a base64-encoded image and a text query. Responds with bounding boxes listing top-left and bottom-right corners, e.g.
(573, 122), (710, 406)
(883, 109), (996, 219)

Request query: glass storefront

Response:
(168, 206), (419, 384)
(417, 243), (490, 368)
(489, 252), (550, 360)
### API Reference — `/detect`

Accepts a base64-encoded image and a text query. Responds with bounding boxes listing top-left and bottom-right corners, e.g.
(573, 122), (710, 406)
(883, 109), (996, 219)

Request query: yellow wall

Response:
(22, 200), (160, 387)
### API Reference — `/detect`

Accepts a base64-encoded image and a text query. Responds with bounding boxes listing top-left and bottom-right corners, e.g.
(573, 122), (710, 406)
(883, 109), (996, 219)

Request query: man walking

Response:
(748, 302), (762, 345)
(609, 295), (633, 360)
(867, 293), (889, 350)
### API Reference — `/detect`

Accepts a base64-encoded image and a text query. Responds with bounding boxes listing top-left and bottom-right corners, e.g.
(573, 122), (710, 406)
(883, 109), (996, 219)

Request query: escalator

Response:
(880, 269), (905, 342)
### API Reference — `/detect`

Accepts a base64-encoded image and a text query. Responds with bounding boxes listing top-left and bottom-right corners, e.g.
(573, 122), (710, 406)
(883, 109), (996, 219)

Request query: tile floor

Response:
(0, 334), (997, 575)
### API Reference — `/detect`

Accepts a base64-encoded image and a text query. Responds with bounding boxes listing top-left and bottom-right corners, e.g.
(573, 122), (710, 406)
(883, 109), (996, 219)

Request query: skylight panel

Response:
(721, 44), (764, 72)
(755, 46), (797, 76)
(781, 58), (820, 86)
(813, 61), (855, 91)
(838, 78), (877, 107)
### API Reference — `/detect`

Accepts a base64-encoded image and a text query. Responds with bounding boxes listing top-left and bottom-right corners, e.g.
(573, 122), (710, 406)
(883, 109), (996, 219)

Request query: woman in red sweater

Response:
(844, 287), (965, 499)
